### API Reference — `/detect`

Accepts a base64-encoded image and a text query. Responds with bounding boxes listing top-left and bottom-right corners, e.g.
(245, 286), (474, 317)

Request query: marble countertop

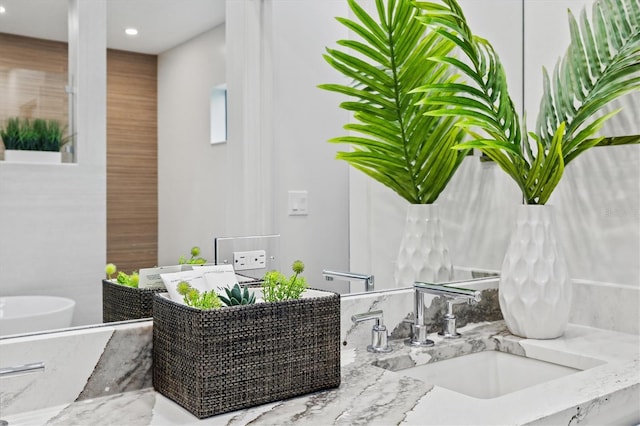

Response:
(5, 321), (639, 426)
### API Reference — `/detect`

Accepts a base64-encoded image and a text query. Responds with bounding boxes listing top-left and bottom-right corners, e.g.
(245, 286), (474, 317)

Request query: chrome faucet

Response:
(406, 280), (484, 346)
(352, 310), (392, 353)
(322, 270), (374, 292)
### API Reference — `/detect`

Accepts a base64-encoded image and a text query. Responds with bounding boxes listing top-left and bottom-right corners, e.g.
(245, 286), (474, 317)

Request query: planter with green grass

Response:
(1, 117), (68, 163)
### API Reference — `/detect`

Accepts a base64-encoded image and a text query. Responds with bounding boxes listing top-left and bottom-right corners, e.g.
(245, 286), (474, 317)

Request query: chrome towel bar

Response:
(0, 362), (45, 378)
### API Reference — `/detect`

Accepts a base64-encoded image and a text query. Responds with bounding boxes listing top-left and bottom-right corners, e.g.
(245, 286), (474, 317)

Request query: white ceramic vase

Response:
(499, 204), (572, 339)
(394, 204), (453, 287)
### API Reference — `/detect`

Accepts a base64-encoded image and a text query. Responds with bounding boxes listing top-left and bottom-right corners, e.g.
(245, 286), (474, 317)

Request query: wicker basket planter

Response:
(102, 279), (166, 323)
(152, 289), (341, 419)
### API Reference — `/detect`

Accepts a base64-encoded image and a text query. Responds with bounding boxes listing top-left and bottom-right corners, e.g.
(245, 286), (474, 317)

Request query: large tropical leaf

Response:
(319, 0), (470, 204)
(413, 0), (527, 196)
(415, 0), (640, 204)
(535, 0), (640, 164)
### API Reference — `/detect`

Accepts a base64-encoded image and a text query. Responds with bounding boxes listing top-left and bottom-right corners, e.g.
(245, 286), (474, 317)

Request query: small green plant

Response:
(117, 271), (139, 288)
(105, 263), (117, 279)
(1, 118), (21, 150)
(178, 246), (207, 265)
(104, 263), (139, 288)
(218, 283), (256, 306)
(0, 117), (68, 152)
(262, 260), (308, 302)
(176, 281), (222, 309)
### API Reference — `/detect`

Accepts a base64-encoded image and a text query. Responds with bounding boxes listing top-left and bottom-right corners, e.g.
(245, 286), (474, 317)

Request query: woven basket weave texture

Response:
(152, 290), (341, 419)
(102, 279), (166, 323)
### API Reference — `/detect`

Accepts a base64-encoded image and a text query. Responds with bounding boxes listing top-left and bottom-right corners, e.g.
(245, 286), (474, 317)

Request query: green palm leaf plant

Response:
(318, 0), (471, 204)
(413, 0), (640, 205)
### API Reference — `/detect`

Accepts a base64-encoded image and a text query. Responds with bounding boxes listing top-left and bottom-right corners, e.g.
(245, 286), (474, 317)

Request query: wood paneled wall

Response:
(0, 33), (67, 72)
(107, 49), (158, 272)
(0, 33), (158, 272)
(0, 33), (68, 126)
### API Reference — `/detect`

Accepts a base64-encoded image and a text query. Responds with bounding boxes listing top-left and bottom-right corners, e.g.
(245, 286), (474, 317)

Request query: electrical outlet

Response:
(233, 250), (266, 271)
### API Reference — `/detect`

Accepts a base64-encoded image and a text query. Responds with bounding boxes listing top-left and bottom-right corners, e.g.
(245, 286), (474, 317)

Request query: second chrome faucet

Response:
(406, 280), (485, 347)
(322, 270), (375, 292)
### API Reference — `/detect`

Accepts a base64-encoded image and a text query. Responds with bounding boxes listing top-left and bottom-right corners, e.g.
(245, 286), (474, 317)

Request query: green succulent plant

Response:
(414, 0), (640, 204)
(176, 281), (222, 310)
(218, 283), (256, 306)
(319, 0), (470, 204)
(262, 260), (308, 302)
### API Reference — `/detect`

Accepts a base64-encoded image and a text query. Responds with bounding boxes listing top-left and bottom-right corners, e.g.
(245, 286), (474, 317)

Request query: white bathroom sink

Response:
(386, 350), (582, 399)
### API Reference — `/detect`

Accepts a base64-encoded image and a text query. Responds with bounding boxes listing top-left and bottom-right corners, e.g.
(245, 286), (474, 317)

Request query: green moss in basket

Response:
(176, 281), (222, 309)
(104, 263), (139, 288)
(178, 246), (207, 265)
(219, 283), (256, 306)
(262, 260), (308, 302)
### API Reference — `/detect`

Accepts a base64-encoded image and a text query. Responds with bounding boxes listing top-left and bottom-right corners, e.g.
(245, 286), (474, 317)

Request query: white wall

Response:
(268, 0), (351, 290)
(221, 0), (350, 290)
(158, 1), (351, 288)
(157, 25), (228, 266)
(0, 0), (107, 326)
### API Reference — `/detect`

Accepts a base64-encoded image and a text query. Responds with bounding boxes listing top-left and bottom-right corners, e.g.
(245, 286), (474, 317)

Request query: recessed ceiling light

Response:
(0, 6), (6, 14)
(125, 28), (138, 36)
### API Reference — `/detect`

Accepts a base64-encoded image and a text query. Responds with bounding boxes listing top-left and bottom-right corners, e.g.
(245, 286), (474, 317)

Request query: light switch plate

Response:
(288, 190), (308, 216)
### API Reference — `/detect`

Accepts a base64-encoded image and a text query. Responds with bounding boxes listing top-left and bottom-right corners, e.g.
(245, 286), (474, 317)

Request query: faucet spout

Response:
(322, 270), (375, 292)
(414, 282), (481, 303)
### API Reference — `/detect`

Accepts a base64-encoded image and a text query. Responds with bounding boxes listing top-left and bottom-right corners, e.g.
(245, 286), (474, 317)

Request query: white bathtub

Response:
(0, 296), (75, 337)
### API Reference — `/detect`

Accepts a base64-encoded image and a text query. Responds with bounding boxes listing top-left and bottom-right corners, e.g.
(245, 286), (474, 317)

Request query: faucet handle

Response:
(351, 310), (393, 353)
(438, 292), (480, 339)
(439, 298), (462, 339)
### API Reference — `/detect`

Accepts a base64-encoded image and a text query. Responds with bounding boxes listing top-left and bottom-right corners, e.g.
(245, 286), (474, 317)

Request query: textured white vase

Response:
(499, 204), (572, 339)
(394, 204), (453, 287)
